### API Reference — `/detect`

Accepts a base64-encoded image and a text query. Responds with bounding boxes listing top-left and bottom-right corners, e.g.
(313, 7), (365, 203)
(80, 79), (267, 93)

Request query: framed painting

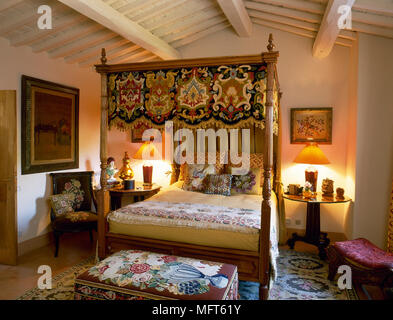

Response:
(131, 122), (151, 143)
(21, 75), (79, 174)
(290, 108), (332, 144)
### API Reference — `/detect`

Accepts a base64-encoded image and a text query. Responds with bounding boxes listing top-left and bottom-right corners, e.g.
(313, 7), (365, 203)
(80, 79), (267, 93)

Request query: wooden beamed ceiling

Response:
(0, 0), (392, 67)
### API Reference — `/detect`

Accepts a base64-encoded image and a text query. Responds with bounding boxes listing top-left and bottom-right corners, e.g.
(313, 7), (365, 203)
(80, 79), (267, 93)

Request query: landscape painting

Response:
(22, 76), (79, 174)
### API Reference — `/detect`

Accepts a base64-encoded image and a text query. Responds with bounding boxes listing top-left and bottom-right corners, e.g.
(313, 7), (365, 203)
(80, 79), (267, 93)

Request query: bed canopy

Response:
(95, 34), (283, 300)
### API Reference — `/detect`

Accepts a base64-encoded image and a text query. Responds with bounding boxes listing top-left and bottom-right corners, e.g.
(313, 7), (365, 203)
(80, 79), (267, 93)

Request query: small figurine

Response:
(106, 157), (119, 184)
(303, 181), (314, 199)
(322, 178), (334, 197)
(336, 187), (345, 199)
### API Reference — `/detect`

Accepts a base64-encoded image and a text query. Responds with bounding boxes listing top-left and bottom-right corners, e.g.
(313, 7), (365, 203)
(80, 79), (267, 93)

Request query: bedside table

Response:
(108, 183), (161, 210)
(283, 193), (351, 259)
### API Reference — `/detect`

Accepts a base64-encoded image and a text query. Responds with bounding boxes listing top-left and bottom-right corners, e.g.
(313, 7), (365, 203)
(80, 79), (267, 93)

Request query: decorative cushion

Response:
(182, 164), (215, 192)
(49, 193), (75, 217)
(74, 250), (238, 300)
(180, 152), (227, 181)
(333, 238), (393, 270)
(228, 153), (263, 186)
(62, 179), (85, 210)
(204, 174), (232, 196)
(52, 211), (97, 231)
(230, 167), (262, 195)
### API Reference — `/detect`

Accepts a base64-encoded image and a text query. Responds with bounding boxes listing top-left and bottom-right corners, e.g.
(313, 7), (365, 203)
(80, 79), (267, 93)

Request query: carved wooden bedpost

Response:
(260, 34), (278, 300)
(96, 48), (110, 259)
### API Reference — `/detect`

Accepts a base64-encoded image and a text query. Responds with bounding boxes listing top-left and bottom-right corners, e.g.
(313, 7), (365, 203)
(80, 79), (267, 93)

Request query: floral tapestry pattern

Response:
(84, 250), (229, 296)
(107, 63), (278, 131)
(62, 179), (85, 210)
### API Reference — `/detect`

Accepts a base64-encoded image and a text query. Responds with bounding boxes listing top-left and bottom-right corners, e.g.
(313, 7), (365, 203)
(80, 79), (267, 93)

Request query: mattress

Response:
(107, 182), (279, 253)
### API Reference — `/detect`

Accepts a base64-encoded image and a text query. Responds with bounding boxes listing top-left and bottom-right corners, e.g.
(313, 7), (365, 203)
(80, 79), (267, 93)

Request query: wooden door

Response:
(0, 91), (17, 265)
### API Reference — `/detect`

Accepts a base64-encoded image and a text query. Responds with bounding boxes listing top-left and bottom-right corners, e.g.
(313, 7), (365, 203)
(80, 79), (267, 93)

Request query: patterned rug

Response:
(17, 249), (357, 300)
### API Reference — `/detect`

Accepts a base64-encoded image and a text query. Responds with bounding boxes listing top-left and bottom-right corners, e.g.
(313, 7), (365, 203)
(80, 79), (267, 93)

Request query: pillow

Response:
(230, 167), (262, 195)
(182, 164), (216, 192)
(62, 179), (85, 210)
(227, 153), (263, 187)
(180, 152), (227, 181)
(49, 193), (75, 217)
(204, 174), (232, 196)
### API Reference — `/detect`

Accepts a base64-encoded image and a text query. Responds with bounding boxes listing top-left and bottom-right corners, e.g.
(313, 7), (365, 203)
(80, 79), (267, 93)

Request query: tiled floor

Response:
(0, 232), (95, 300)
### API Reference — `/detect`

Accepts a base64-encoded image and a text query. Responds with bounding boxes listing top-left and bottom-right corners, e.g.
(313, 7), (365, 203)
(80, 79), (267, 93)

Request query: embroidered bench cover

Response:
(74, 250), (238, 300)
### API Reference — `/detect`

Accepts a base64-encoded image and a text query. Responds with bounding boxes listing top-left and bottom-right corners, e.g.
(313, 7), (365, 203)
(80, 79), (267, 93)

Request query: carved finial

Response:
(101, 48), (107, 65)
(267, 33), (275, 52)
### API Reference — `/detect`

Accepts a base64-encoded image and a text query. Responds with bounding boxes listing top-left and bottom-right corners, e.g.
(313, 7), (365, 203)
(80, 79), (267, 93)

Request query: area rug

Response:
(242, 249), (358, 300)
(17, 249), (357, 300)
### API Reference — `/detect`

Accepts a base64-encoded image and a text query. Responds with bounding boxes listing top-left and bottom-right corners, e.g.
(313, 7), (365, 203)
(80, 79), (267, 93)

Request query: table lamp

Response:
(133, 142), (159, 187)
(294, 142), (330, 192)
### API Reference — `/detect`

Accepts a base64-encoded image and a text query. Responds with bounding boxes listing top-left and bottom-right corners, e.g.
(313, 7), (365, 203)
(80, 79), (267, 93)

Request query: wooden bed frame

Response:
(95, 34), (280, 300)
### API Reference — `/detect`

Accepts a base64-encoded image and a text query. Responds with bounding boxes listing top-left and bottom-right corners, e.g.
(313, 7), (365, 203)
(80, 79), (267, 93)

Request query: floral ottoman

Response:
(74, 250), (238, 300)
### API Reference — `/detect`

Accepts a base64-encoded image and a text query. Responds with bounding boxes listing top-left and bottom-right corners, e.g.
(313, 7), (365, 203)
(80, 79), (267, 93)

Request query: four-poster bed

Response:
(95, 34), (281, 300)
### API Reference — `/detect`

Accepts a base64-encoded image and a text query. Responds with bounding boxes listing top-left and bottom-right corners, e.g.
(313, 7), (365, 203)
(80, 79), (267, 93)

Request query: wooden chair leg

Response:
(54, 231), (61, 257)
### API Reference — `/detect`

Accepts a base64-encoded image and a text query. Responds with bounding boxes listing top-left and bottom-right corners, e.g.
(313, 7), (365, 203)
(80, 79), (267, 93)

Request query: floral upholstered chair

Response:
(49, 171), (97, 257)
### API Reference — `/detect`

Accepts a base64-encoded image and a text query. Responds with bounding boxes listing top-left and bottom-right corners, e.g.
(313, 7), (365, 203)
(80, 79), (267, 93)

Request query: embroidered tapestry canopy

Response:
(107, 61), (279, 133)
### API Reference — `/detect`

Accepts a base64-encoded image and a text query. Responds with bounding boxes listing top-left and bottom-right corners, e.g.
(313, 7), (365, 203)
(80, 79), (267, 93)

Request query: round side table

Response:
(283, 193), (351, 259)
(108, 183), (161, 210)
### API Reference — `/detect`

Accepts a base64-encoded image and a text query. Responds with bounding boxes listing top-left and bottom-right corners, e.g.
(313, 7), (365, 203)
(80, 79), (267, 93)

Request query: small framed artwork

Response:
(131, 122), (151, 143)
(21, 75), (79, 174)
(290, 108), (332, 144)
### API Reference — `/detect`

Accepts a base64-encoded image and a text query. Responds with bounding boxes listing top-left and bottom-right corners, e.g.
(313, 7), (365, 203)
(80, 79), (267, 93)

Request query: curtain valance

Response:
(107, 63), (278, 133)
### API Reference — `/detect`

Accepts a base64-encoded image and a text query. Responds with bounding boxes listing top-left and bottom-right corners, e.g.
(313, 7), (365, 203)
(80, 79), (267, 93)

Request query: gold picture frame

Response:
(290, 108), (332, 144)
(21, 75), (79, 174)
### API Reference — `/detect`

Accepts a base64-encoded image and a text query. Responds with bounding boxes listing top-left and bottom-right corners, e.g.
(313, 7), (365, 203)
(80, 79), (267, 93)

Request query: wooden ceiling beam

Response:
(143, 0), (214, 31)
(49, 29), (118, 59)
(10, 13), (88, 47)
(353, 0), (393, 17)
(59, 0), (181, 59)
(32, 20), (103, 53)
(163, 16), (228, 43)
(248, 9), (356, 41)
(65, 37), (129, 64)
(79, 43), (141, 67)
(153, 9), (222, 38)
(245, 1), (322, 24)
(217, 0), (253, 37)
(0, 2), (67, 37)
(251, 0), (324, 14)
(312, 0), (355, 59)
(171, 22), (231, 48)
(0, 0), (24, 13)
(131, 0), (188, 25)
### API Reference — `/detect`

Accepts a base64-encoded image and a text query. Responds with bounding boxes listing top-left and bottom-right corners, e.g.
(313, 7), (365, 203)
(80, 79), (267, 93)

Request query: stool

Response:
(74, 250), (238, 300)
(327, 238), (393, 289)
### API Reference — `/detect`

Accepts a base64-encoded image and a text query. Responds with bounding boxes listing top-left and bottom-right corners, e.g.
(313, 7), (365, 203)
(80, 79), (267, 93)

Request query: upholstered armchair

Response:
(49, 171), (97, 257)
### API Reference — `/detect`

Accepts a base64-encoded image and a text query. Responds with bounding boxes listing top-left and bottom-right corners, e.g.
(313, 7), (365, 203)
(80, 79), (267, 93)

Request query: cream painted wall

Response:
(353, 34), (393, 249)
(0, 38), (101, 243)
(178, 25), (353, 233)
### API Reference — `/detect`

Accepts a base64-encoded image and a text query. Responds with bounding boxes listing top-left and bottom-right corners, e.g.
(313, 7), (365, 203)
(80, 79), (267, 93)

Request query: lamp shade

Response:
(294, 143), (330, 165)
(133, 142), (159, 160)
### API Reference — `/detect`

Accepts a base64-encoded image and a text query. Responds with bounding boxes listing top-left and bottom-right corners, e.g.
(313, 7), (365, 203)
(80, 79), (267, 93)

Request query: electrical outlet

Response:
(285, 218), (291, 226)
